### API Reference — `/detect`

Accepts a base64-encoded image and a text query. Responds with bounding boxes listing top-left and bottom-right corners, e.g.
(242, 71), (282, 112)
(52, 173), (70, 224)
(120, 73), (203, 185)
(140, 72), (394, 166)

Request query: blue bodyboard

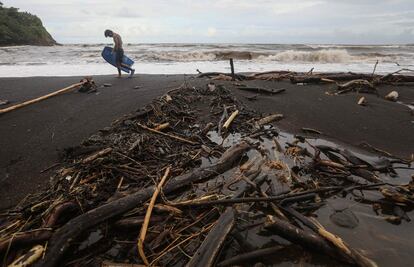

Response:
(101, 46), (134, 73)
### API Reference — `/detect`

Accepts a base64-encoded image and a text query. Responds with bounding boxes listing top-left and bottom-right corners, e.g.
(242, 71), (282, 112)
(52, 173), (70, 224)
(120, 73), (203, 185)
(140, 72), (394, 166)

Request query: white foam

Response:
(259, 49), (354, 63)
(0, 61), (404, 77)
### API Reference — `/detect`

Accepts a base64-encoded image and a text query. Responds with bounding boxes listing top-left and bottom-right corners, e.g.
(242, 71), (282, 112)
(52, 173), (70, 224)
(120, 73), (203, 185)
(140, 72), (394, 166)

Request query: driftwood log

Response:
(186, 168), (264, 267)
(264, 215), (377, 267)
(0, 79), (91, 115)
(186, 207), (235, 267)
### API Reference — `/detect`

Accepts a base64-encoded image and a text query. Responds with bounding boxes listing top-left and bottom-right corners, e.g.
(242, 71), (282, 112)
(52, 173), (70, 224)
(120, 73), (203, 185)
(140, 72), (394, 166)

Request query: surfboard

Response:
(101, 46), (134, 73)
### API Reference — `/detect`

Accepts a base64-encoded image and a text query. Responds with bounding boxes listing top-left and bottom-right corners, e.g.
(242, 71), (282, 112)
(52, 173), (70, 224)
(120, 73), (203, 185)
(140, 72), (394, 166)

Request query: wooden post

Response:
(230, 58), (235, 81)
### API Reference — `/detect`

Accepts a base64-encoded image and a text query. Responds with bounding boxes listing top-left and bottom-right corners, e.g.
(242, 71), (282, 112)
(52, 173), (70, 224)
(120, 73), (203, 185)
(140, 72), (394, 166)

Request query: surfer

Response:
(104, 29), (135, 78)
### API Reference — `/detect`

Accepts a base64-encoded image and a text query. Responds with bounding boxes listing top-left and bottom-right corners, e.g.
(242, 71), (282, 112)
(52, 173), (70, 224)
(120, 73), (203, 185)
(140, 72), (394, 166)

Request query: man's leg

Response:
(116, 50), (123, 78)
(121, 64), (135, 78)
(117, 64), (122, 78)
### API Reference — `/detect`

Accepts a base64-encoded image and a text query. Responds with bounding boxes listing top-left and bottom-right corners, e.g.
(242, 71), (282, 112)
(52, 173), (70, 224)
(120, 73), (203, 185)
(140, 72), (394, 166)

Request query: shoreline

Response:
(1, 74), (413, 209)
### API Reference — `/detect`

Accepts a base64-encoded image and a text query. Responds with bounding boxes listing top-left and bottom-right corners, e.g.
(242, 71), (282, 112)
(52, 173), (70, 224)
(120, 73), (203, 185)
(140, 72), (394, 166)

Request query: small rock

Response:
(103, 83), (112, 87)
(99, 127), (111, 134)
(123, 120), (133, 126)
(165, 94), (173, 102)
(133, 86), (142, 90)
(207, 83), (216, 92)
(0, 99), (9, 106)
(88, 134), (103, 142)
(358, 96), (367, 106)
(330, 209), (359, 229)
(385, 91), (399, 102)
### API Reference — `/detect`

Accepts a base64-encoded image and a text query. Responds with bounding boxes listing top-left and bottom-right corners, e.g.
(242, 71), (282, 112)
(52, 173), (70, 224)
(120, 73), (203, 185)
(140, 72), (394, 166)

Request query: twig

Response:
(170, 187), (341, 207)
(138, 167), (171, 266)
(137, 123), (197, 145)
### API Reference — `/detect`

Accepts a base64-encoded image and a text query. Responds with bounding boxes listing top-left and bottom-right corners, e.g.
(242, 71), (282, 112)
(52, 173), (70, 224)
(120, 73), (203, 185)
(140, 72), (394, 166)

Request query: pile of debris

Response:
(1, 82), (413, 267)
(198, 68), (414, 97)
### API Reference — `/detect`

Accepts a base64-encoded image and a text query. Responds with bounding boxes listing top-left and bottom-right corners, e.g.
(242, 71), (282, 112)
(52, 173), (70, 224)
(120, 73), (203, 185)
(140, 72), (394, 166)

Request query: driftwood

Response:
(138, 167), (170, 265)
(197, 72), (248, 81)
(222, 110), (239, 130)
(237, 87), (285, 95)
(358, 97), (367, 106)
(264, 216), (377, 267)
(187, 161), (264, 267)
(34, 142), (250, 267)
(256, 114), (284, 126)
(0, 78), (91, 115)
(137, 123), (198, 145)
(225, 69), (414, 85)
(172, 187), (340, 207)
(385, 91), (399, 102)
(280, 206), (377, 267)
(186, 208), (235, 267)
(8, 245), (45, 267)
(0, 201), (78, 254)
(301, 128), (322, 135)
(113, 216), (165, 229)
(217, 245), (283, 267)
(3, 78), (412, 266)
(337, 79), (377, 95)
(82, 148), (113, 164)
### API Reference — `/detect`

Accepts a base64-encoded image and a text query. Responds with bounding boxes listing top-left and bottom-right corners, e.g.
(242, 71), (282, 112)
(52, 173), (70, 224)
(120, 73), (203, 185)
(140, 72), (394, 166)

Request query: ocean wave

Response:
(258, 49), (354, 63)
(138, 50), (354, 62)
(142, 51), (217, 62)
(127, 48), (413, 63)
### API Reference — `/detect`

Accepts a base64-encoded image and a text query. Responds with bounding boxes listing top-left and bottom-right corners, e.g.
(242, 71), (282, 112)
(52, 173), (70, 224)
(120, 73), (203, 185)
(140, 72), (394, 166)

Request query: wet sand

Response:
(1, 74), (413, 210)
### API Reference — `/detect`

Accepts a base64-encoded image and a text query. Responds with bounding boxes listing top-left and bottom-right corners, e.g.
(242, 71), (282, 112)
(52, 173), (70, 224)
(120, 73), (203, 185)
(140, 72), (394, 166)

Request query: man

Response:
(104, 29), (135, 78)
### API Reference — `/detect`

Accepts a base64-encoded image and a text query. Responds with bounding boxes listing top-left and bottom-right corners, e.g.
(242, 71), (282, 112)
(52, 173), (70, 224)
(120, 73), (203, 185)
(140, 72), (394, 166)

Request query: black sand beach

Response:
(0, 74), (413, 210)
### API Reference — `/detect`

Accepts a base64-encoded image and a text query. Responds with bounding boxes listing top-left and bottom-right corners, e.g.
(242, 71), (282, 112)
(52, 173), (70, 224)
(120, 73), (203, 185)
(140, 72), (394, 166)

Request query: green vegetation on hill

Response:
(0, 2), (57, 46)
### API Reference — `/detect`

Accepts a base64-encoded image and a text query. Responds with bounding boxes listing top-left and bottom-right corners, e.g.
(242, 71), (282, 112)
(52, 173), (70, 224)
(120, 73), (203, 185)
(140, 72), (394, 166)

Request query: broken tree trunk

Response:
(34, 142), (250, 267)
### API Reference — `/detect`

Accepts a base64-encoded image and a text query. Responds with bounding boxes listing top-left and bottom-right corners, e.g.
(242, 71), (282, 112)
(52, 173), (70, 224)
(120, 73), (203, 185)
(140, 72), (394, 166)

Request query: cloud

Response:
(271, 1), (325, 15)
(3, 0), (414, 43)
(207, 27), (217, 37)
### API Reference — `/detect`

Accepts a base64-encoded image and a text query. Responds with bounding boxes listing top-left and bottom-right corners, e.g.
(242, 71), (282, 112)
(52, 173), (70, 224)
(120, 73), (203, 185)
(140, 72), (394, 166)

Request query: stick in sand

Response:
(223, 110), (239, 130)
(138, 167), (171, 266)
(0, 80), (88, 115)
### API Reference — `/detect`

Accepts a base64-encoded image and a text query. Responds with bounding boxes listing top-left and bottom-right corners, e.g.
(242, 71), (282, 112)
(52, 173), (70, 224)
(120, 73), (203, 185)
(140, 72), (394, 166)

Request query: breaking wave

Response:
(137, 49), (358, 63)
(139, 51), (264, 62)
(259, 49), (354, 63)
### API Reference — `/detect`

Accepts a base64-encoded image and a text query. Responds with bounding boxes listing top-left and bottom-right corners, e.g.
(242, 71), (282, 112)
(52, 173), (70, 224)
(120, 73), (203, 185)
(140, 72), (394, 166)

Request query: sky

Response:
(3, 0), (414, 44)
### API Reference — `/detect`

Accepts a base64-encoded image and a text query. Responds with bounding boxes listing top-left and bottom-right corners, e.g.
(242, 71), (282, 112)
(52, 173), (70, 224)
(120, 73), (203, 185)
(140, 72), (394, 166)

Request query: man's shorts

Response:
(115, 49), (124, 65)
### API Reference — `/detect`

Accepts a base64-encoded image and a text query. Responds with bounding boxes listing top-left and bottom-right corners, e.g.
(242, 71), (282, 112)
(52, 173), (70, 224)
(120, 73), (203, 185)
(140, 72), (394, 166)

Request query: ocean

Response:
(0, 43), (413, 77)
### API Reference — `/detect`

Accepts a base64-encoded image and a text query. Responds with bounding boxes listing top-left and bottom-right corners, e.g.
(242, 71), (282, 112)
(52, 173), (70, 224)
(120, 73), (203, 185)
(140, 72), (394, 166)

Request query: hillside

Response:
(0, 2), (57, 46)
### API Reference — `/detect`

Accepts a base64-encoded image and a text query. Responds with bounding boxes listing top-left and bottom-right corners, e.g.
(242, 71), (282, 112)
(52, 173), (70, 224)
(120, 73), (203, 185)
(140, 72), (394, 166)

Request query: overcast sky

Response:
(4, 0), (414, 44)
